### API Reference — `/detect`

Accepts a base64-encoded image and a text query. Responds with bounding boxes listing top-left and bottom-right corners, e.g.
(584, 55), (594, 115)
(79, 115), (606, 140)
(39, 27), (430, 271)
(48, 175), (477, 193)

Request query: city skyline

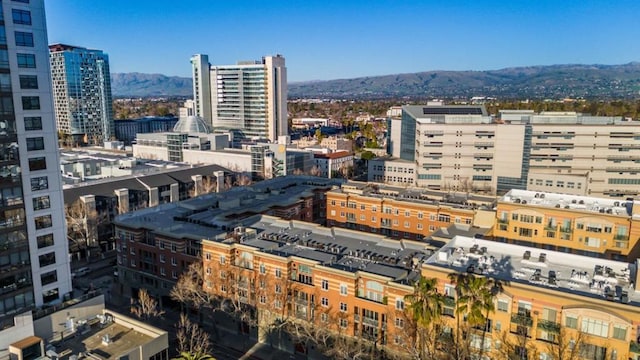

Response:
(45, 0), (640, 82)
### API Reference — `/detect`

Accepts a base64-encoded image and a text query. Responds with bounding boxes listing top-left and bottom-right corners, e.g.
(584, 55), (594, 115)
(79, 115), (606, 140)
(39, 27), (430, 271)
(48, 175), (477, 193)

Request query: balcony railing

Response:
(537, 319), (560, 333)
(511, 313), (533, 327)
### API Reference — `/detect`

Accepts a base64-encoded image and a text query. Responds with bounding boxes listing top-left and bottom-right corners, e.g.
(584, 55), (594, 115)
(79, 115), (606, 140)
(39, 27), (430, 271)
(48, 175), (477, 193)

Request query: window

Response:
(37, 233), (54, 248)
(32, 195), (49, 210)
(17, 53), (35, 68)
(34, 214), (52, 229)
(396, 298), (404, 310)
(321, 279), (329, 291)
(612, 325), (627, 340)
(14, 31), (33, 47)
(26, 137), (44, 151)
(340, 284), (348, 295)
(29, 157), (47, 171)
(340, 302), (347, 312)
(38, 252), (55, 267)
(24, 116), (42, 130)
(22, 96), (40, 110)
(41, 270), (57, 285)
(19, 74), (37, 89)
(12, 9), (31, 25)
(497, 299), (509, 312)
(321, 297), (329, 307)
(30, 176), (49, 190)
(581, 318), (609, 337)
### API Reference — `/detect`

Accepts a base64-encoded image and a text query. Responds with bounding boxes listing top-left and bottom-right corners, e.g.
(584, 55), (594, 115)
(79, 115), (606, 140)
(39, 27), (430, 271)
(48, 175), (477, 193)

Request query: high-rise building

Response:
(49, 44), (114, 146)
(190, 54), (288, 142)
(0, 0), (71, 328)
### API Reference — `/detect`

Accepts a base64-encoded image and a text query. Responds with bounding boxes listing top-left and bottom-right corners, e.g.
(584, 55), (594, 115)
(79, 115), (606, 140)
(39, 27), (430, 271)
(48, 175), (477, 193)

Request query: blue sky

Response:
(45, 0), (640, 82)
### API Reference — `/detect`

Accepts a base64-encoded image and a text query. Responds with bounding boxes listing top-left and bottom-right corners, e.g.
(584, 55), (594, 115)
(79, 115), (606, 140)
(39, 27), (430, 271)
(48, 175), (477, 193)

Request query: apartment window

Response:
(565, 315), (578, 329)
(26, 137), (44, 151)
(38, 252), (55, 267)
(32, 195), (49, 210)
(19, 74), (37, 89)
(12, 9), (31, 25)
(22, 146), (41, 167)
(340, 302), (347, 312)
(24, 116), (42, 130)
(41, 270), (57, 285)
(14, 31), (33, 47)
(396, 298), (405, 311)
(21, 96), (39, 110)
(34, 214), (52, 229)
(321, 297), (329, 307)
(581, 318), (609, 337)
(17, 53), (35, 68)
(321, 279), (329, 291)
(340, 284), (348, 295)
(612, 325), (627, 340)
(36, 233), (54, 249)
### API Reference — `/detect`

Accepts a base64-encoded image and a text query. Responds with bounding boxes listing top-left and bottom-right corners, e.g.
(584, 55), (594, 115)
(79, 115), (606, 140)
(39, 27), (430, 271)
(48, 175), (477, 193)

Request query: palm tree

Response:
(172, 352), (215, 360)
(405, 277), (444, 359)
(454, 274), (501, 359)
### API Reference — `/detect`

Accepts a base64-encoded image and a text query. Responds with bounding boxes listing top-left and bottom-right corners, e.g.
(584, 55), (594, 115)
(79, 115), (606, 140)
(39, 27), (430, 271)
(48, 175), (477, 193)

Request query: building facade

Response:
(191, 54), (288, 142)
(377, 105), (640, 198)
(422, 235), (640, 360)
(114, 116), (178, 145)
(326, 182), (496, 241)
(113, 177), (342, 301)
(49, 43), (114, 146)
(0, 0), (71, 343)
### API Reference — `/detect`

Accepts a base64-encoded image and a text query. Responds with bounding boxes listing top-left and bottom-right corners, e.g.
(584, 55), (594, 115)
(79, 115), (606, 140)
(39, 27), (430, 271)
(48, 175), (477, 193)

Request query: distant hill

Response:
(111, 63), (640, 99)
(289, 63), (640, 100)
(111, 73), (192, 97)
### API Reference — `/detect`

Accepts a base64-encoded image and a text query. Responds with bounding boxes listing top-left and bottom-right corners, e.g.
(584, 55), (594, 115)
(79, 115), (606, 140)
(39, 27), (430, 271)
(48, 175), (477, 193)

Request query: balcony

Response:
(362, 316), (379, 327)
(511, 313), (533, 327)
(537, 319), (560, 333)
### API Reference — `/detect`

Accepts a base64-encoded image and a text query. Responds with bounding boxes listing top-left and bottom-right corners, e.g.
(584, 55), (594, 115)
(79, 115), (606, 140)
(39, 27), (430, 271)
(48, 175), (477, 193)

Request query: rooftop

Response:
(501, 189), (636, 217)
(114, 176), (343, 240)
(222, 215), (434, 283)
(426, 235), (640, 306)
(331, 181), (496, 210)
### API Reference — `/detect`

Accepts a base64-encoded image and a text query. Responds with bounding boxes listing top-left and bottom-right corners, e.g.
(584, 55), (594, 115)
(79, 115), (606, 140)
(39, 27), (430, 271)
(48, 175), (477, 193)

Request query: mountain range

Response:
(111, 63), (640, 99)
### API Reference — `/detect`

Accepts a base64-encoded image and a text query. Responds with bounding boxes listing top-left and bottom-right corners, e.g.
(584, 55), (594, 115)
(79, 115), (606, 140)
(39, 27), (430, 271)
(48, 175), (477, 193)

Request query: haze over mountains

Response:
(111, 63), (640, 99)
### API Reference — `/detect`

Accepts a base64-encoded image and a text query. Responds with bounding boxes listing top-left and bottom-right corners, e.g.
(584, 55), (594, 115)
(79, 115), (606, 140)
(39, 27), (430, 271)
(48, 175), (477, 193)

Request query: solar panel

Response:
(422, 107), (484, 115)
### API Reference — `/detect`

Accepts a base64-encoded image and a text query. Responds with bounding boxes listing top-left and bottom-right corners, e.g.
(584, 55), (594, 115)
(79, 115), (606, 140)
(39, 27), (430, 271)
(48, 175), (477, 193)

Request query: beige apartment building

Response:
(373, 105), (640, 198)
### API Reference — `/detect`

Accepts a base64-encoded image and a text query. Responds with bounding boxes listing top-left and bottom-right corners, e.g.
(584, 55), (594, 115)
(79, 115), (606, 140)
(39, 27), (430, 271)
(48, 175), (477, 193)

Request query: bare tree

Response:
(131, 288), (164, 320)
(176, 313), (212, 356)
(65, 199), (104, 259)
